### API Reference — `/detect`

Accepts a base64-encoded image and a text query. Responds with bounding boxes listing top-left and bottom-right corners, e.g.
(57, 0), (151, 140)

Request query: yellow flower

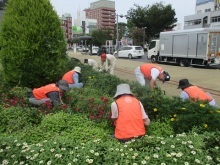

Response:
(181, 108), (186, 110)
(153, 108), (157, 112)
(171, 118), (175, 121)
(203, 124), (208, 128)
(173, 114), (177, 117)
(200, 104), (205, 107)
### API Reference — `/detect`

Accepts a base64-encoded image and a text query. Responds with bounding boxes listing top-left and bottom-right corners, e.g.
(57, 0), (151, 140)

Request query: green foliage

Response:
(91, 28), (113, 47)
(0, 106), (42, 133)
(147, 119), (174, 137)
(0, 131), (219, 164)
(12, 112), (111, 143)
(0, 56), (220, 164)
(127, 2), (177, 42)
(0, 0), (68, 88)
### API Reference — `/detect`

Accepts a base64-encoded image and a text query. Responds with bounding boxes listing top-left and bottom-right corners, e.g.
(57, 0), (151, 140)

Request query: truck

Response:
(147, 28), (220, 67)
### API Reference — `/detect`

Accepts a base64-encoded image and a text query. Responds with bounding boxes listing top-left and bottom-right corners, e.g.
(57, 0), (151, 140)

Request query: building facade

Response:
(84, 0), (116, 30)
(73, 10), (97, 37)
(60, 13), (72, 41)
(184, 0), (220, 29)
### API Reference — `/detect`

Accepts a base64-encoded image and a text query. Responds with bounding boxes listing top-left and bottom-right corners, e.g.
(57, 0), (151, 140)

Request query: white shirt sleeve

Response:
(110, 101), (149, 119)
(111, 102), (118, 118)
(180, 91), (190, 101)
(151, 68), (160, 80)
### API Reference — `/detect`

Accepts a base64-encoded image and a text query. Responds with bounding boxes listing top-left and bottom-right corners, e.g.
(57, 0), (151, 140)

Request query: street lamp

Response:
(112, 14), (128, 56)
(142, 27), (147, 48)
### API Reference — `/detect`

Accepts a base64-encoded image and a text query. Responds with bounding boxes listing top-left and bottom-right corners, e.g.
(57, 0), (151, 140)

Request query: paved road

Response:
(68, 50), (220, 107)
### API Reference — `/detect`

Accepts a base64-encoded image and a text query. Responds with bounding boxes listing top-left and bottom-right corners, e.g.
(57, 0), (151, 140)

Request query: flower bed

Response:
(0, 60), (219, 164)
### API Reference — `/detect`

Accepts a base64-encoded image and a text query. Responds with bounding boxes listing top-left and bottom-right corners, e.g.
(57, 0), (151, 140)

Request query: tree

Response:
(112, 22), (128, 42)
(0, 0), (68, 88)
(91, 28), (112, 47)
(127, 2), (177, 43)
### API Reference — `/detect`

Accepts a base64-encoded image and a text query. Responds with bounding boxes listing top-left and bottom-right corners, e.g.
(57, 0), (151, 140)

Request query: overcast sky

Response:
(50, 0), (196, 26)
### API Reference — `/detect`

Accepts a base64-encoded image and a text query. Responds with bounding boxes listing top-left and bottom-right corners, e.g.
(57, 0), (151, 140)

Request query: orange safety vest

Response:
(33, 84), (59, 100)
(184, 86), (212, 102)
(62, 70), (76, 84)
(140, 64), (163, 79)
(115, 95), (146, 139)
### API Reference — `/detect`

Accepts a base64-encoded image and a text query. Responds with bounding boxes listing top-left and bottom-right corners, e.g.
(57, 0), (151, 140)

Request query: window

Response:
(205, 8), (211, 12)
(211, 16), (220, 23)
(135, 47), (143, 50)
(149, 41), (156, 50)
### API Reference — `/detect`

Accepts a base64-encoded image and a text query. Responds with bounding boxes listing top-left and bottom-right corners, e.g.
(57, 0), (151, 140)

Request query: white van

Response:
(113, 46), (144, 59)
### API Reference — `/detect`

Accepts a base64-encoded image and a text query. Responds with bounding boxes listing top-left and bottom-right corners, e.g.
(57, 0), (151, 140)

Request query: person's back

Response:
(178, 79), (216, 106)
(115, 95), (145, 139)
(111, 84), (150, 142)
(184, 86), (212, 102)
(88, 59), (98, 70)
(62, 66), (83, 89)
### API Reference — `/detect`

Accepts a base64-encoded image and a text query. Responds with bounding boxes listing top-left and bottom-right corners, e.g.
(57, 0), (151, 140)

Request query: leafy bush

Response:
(12, 112), (112, 143)
(0, 0), (68, 88)
(0, 106), (42, 133)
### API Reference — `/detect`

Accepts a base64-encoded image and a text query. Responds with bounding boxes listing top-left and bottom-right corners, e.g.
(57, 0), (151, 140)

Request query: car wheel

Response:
(128, 54), (132, 59)
(179, 59), (189, 67)
(151, 56), (157, 63)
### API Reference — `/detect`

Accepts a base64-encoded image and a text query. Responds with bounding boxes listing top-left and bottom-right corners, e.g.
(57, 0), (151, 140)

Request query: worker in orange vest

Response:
(29, 80), (69, 106)
(135, 63), (170, 90)
(111, 84), (150, 143)
(177, 79), (216, 106)
(62, 66), (83, 89)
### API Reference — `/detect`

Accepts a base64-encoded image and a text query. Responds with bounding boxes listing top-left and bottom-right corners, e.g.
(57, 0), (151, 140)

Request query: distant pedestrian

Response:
(62, 66), (83, 89)
(111, 84), (150, 143)
(100, 53), (117, 75)
(29, 80), (69, 106)
(84, 58), (99, 71)
(135, 63), (170, 90)
(177, 79), (216, 106)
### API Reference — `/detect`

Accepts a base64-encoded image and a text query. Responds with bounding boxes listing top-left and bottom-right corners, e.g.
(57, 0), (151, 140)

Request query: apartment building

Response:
(84, 0), (116, 30)
(60, 13), (73, 41)
(184, 0), (220, 29)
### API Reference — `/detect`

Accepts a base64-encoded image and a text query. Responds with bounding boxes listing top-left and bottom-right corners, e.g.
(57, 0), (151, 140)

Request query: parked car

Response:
(88, 46), (100, 55)
(76, 45), (83, 51)
(113, 46), (144, 59)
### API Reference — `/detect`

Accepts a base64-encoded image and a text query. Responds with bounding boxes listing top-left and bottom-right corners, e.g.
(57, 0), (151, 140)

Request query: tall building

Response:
(184, 0), (220, 29)
(84, 0), (116, 30)
(60, 13), (72, 41)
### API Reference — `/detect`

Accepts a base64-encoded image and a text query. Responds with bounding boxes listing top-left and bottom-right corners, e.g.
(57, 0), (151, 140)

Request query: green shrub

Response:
(13, 112), (112, 143)
(0, 106), (42, 133)
(0, 0), (68, 88)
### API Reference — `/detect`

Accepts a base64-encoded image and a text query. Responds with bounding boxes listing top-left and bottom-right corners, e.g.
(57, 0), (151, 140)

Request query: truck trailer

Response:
(147, 28), (220, 67)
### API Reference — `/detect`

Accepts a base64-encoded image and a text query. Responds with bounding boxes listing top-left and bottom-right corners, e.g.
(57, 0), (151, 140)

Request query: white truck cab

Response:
(147, 39), (160, 63)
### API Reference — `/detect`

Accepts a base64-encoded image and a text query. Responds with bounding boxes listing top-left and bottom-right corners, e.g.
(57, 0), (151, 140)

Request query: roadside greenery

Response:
(0, 0), (68, 88)
(0, 60), (219, 164)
